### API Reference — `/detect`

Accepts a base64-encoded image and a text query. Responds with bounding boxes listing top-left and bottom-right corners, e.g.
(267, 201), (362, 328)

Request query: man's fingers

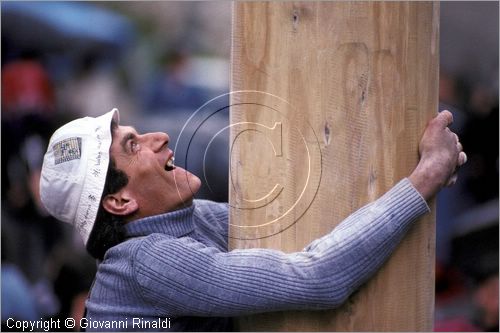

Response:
(447, 152), (467, 187)
(458, 151), (467, 166)
(437, 110), (454, 128)
(446, 173), (458, 187)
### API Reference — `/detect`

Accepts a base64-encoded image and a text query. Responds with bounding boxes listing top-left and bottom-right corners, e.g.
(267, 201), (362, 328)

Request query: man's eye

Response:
(130, 141), (140, 152)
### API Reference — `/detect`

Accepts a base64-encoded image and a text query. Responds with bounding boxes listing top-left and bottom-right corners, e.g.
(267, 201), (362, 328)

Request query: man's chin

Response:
(172, 166), (202, 196)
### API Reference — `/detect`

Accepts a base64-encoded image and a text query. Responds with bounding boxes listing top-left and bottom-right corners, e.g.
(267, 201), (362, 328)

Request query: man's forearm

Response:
(134, 179), (429, 317)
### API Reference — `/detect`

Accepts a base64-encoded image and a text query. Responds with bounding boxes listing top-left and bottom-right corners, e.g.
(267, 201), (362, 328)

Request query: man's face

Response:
(108, 124), (201, 220)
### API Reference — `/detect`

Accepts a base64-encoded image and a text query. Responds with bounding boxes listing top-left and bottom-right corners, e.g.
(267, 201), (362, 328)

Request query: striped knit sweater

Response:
(85, 178), (429, 331)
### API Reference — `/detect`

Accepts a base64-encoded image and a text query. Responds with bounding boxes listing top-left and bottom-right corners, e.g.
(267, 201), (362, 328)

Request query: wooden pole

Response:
(229, 2), (439, 331)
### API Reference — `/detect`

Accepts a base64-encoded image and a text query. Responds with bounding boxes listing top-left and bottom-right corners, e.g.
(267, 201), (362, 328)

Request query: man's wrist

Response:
(408, 161), (442, 201)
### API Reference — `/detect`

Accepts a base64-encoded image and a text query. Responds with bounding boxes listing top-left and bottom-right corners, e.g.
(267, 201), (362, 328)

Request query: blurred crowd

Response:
(1, 2), (498, 332)
(434, 70), (498, 331)
(1, 2), (230, 331)
(1, 52), (98, 330)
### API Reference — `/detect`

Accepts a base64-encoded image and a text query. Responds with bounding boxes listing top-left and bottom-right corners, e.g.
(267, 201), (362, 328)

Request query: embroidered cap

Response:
(40, 109), (119, 245)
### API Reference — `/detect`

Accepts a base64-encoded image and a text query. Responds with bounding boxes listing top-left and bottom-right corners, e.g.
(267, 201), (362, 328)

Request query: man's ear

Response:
(102, 189), (138, 216)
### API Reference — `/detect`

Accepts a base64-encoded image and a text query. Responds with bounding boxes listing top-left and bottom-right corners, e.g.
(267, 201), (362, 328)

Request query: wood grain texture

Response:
(229, 2), (439, 331)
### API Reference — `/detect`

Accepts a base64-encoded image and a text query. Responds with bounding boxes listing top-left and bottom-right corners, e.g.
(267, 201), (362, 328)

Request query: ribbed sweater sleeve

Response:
(133, 178), (429, 317)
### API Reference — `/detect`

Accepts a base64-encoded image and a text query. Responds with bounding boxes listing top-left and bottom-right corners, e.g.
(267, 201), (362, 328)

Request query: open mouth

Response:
(165, 156), (176, 171)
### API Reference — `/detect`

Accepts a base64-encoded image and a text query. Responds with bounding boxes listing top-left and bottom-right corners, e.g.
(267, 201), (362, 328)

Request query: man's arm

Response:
(133, 110), (464, 318)
(133, 179), (428, 317)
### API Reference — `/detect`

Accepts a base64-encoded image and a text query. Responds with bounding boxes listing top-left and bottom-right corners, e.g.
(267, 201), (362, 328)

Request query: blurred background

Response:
(1, 2), (498, 331)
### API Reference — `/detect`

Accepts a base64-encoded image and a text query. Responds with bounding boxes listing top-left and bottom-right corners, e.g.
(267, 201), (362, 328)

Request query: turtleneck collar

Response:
(124, 204), (195, 238)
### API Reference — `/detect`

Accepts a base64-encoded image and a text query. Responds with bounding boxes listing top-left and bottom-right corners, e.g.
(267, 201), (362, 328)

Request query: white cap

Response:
(40, 109), (120, 245)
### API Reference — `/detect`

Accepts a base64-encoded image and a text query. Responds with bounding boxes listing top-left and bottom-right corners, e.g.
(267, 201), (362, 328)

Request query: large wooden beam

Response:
(229, 2), (439, 331)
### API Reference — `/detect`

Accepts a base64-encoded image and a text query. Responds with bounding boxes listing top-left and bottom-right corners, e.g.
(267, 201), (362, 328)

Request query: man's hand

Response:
(409, 110), (467, 201)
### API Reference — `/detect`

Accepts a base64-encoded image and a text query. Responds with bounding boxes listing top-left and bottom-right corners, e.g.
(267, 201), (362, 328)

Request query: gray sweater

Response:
(85, 178), (429, 331)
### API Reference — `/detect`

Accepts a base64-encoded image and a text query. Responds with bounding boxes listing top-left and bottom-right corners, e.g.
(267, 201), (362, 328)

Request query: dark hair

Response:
(85, 158), (129, 260)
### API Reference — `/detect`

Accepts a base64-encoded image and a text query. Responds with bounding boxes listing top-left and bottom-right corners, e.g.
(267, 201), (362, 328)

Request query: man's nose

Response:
(142, 132), (170, 151)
